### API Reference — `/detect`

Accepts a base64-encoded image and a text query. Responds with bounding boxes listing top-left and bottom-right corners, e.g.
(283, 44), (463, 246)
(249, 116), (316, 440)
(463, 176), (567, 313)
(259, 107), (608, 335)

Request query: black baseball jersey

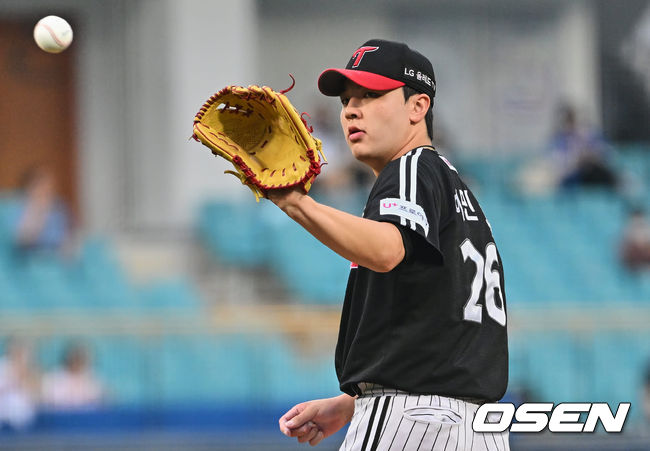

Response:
(335, 146), (508, 402)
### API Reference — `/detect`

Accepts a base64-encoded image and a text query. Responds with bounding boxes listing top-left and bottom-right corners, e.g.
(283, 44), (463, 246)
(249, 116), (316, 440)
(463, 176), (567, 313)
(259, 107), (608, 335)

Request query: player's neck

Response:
(363, 127), (431, 176)
(368, 140), (433, 177)
(392, 131), (432, 162)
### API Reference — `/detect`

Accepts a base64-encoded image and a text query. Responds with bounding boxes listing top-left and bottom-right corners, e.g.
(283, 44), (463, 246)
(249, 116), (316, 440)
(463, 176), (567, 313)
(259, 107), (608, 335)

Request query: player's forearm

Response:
(278, 194), (404, 272)
(334, 393), (356, 422)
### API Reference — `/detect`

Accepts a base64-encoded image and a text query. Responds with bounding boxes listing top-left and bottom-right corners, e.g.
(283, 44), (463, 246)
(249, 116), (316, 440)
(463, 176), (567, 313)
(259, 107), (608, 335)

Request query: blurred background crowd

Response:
(1, 0), (650, 449)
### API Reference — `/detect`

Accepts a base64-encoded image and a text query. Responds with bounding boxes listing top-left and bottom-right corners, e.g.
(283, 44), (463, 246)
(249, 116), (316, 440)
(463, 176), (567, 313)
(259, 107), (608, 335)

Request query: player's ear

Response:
(409, 93), (430, 125)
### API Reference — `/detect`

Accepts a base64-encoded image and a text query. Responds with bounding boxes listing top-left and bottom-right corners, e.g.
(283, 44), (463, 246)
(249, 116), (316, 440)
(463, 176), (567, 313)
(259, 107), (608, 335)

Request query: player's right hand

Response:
(279, 395), (355, 446)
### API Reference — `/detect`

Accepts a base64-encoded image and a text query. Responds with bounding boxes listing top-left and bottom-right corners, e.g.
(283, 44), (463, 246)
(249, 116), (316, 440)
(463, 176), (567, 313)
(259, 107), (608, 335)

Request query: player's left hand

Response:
(267, 186), (306, 213)
(279, 395), (355, 446)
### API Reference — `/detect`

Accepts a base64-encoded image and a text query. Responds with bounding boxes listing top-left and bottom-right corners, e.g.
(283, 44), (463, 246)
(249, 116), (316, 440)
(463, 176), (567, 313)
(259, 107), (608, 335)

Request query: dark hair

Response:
(403, 86), (433, 140)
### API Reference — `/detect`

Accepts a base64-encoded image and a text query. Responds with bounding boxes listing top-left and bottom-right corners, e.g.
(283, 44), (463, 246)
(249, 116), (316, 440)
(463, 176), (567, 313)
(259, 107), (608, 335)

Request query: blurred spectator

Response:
(548, 104), (619, 190)
(619, 207), (650, 272)
(41, 341), (105, 410)
(7, 164), (73, 258)
(0, 338), (39, 430)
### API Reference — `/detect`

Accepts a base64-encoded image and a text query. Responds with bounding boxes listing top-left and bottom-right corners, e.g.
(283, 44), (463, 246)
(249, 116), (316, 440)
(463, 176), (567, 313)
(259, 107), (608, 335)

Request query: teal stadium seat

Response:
(14, 257), (84, 309)
(258, 336), (338, 404)
(524, 332), (584, 402)
(589, 332), (650, 422)
(138, 277), (201, 311)
(77, 237), (140, 309)
(92, 337), (148, 405)
(197, 200), (269, 267)
(265, 213), (348, 304)
(157, 335), (254, 403)
(0, 258), (25, 310)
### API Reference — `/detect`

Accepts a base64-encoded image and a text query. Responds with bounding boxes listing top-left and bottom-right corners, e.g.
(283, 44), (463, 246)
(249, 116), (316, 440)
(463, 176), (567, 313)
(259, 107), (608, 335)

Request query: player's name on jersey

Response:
(455, 189), (478, 222)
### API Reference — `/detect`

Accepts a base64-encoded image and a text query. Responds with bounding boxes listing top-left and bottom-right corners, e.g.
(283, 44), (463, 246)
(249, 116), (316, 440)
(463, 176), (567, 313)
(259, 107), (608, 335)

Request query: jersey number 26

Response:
(460, 239), (506, 326)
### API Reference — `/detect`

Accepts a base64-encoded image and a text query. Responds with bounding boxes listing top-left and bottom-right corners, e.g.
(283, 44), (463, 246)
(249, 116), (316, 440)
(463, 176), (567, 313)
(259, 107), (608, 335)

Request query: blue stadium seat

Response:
(0, 258), (26, 310)
(588, 332), (650, 417)
(197, 200), (269, 267)
(524, 332), (584, 402)
(76, 237), (140, 309)
(157, 335), (254, 403)
(12, 257), (84, 309)
(138, 277), (201, 311)
(258, 336), (338, 404)
(92, 337), (148, 405)
(265, 214), (348, 304)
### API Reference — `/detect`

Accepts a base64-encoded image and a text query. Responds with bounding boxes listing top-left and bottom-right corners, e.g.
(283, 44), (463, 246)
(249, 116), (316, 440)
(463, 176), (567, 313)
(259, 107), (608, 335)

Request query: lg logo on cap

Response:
(404, 67), (434, 87)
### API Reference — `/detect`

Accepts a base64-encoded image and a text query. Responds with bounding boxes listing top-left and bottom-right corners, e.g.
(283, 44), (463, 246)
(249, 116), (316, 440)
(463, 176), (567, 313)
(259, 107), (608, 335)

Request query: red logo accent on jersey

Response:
(350, 46), (379, 68)
(350, 262), (359, 269)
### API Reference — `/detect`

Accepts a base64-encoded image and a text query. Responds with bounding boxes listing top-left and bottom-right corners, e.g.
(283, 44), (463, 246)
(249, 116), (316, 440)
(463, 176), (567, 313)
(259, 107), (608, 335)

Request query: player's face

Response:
(339, 81), (412, 173)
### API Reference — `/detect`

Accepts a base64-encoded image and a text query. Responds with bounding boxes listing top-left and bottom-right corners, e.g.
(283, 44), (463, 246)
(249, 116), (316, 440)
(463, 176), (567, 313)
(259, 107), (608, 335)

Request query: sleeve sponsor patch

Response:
(380, 197), (429, 235)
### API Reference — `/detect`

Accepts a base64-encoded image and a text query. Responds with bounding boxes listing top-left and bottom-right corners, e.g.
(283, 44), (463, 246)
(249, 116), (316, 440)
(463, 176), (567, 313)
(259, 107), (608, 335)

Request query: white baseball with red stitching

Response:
(33, 16), (73, 54)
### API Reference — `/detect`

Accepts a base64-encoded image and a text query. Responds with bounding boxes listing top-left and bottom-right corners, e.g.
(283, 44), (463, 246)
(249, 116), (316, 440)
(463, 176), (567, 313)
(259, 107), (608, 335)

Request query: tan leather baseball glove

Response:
(192, 79), (325, 201)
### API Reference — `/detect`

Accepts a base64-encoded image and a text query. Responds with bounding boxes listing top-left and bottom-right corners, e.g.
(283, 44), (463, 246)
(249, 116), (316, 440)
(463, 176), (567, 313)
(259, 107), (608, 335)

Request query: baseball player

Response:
(273, 39), (509, 450)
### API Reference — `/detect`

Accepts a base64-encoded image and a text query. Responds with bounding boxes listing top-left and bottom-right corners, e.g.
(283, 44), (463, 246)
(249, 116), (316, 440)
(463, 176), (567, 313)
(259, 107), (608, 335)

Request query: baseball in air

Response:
(33, 15), (73, 53)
